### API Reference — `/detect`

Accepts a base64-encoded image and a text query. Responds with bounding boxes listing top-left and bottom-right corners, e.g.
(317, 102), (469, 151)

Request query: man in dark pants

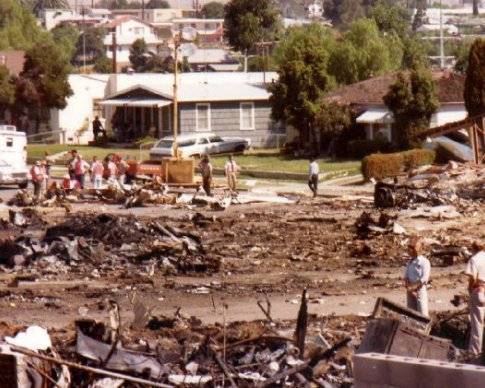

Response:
(308, 156), (319, 198)
(92, 116), (105, 141)
(198, 155), (213, 196)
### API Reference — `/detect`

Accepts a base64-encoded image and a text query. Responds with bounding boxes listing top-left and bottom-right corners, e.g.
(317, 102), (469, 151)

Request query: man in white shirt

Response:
(224, 154), (239, 192)
(404, 238), (431, 316)
(466, 240), (485, 355)
(308, 157), (319, 198)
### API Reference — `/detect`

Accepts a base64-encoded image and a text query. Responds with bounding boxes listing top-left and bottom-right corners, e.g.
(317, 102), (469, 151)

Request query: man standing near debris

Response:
(116, 155), (130, 188)
(198, 155), (213, 196)
(67, 149), (77, 179)
(404, 238), (431, 316)
(74, 155), (90, 189)
(106, 156), (118, 185)
(30, 160), (45, 202)
(224, 154), (239, 192)
(466, 240), (485, 356)
(91, 156), (104, 189)
(308, 156), (319, 198)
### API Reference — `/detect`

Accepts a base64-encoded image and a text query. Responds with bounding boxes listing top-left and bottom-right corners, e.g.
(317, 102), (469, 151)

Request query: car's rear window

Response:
(154, 140), (173, 148)
(209, 136), (223, 143)
(179, 139), (196, 147)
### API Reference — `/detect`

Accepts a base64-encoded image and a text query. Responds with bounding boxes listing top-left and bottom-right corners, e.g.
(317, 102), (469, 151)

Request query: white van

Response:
(0, 125), (29, 188)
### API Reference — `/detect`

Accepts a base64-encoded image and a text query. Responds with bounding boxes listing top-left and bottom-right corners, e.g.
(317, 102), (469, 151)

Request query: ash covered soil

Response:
(0, 196), (482, 329)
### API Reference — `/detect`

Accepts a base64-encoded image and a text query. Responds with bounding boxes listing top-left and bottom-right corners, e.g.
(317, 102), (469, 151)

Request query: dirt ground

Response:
(0, 189), (481, 331)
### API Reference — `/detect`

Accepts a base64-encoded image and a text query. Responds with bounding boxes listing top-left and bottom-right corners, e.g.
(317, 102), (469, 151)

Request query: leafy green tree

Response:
(75, 26), (106, 64)
(338, 0), (365, 26)
(384, 66), (439, 149)
(412, 0), (426, 31)
(51, 25), (79, 62)
(328, 19), (402, 85)
(0, 65), (15, 115)
(270, 24), (334, 148)
(368, 1), (410, 38)
(224, 0), (278, 54)
(33, 0), (69, 14)
(145, 0), (169, 8)
(402, 37), (429, 69)
(129, 39), (148, 71)
(464, 39), (485, 118)
(93, 56), (112, 73)
(201, 1), (225, 18)
(17, 41), (73, 131)
(453, 38), (474, 74)
(0, 0), (51, 50)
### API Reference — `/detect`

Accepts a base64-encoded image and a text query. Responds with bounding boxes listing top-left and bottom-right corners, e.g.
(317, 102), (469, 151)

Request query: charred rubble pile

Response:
(0, 211), (220, 276)
(374, 162), (484, 209)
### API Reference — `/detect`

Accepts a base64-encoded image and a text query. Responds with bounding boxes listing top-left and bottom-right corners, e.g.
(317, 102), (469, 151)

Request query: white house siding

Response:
(179, 101), (284, 147)
(49, 74), (109, 145)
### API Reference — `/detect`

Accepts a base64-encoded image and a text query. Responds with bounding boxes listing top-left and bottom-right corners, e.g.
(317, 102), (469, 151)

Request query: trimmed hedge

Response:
(347, 139), (396, 159)
(362, 149), (436, 181)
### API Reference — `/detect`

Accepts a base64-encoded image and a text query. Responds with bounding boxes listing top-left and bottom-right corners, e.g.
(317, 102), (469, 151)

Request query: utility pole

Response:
(439, 0), (444, 69)
(142, 0), (145, 21)
(82, 4), (86, 73)
(112, 32), (117, 73)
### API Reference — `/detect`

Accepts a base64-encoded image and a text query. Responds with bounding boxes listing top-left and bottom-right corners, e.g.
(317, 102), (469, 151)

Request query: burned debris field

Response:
(0, 162), (483, 386)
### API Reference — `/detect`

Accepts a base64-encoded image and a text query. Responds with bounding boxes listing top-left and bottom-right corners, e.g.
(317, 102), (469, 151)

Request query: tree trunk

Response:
(473, 0), (479, 16)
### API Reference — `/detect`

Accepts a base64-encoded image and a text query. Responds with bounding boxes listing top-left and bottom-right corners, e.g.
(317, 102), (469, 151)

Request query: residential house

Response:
(98, 72), (283, 147)
(180, 48), (239, 71)
(41, 9), (103, 30)
(325, 71), (467, 144)
(103, 17), (165, 66)
(172, 18), (224, 46)
(49, 74), (110, 144)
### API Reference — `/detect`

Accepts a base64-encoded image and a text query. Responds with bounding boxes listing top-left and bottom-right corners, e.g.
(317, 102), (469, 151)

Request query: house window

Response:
(196, 104), (210, 131)
(240, 103), (255, 130)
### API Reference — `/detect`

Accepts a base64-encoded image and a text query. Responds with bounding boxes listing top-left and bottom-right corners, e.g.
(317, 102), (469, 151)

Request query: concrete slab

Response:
(354, 353), (485, 388)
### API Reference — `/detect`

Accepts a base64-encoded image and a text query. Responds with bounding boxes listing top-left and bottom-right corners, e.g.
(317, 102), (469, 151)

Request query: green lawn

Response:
(27, 144), (150, 161)
(28, 144), (360, 175)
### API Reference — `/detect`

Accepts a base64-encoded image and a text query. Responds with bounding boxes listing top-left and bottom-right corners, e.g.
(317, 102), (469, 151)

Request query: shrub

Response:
(362, 149), (435, 181)
(402, 149), (436, 170)
(347, 138), (395, 159)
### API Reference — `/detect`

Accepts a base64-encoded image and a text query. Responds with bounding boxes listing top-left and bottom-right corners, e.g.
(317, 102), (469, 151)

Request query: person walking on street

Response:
(404, 238), (431, 316)
(466, 240), (485, 357)
(74, 155), (90, 189)
(30, 160), (45, 203)
(198, 155), (213, 196)
(92, 116), (105, 141)
(224, 154), (239, 192)
(91, 156), (104, 189)
(308, 157), (319, 198)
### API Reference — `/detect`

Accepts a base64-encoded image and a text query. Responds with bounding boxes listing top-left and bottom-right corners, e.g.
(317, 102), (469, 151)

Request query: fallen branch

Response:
(11, 346), (173, 388)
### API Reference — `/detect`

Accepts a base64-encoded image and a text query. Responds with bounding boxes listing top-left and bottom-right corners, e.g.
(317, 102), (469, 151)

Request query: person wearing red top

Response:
(74, 155), (90, 189)
(30, 160), (45, 202)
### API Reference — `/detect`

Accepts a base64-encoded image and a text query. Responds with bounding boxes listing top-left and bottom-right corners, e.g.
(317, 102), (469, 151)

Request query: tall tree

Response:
(224, 0), (278, 54)
(33, 0), (69, 14)
(75, 26), (106, 64)
(145, 0), (169, 9)
(328, 19), (403, 85)
(201, 1), (225, 18)
(129, 39), (148, 71)
(384, 66), (439, 149)
(270, 24), (334, 148)
(17, 41), (73, 131)
(0, 65), (15, 115)
(367, 1), (410, 38)
(0, 0), (50, 50)
(464, 39), (485, 118)
(473, 0), (479, 16)
(51, 25), (79, 62)
(338, 0), (365, 26)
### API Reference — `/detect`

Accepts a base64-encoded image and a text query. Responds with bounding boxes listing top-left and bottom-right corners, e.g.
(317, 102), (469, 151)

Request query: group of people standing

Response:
(66, 150), (129, 190)
(404, 238), (485, 359)
(197, 154), (240, 196)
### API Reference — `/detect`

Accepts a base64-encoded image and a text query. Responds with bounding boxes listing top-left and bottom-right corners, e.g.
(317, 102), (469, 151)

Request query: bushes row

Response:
(362, 149), (436, 181)
(346, 138), (397, 159)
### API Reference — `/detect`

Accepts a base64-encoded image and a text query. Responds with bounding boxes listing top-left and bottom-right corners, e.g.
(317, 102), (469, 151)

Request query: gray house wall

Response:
(178, 101), (285, 148)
